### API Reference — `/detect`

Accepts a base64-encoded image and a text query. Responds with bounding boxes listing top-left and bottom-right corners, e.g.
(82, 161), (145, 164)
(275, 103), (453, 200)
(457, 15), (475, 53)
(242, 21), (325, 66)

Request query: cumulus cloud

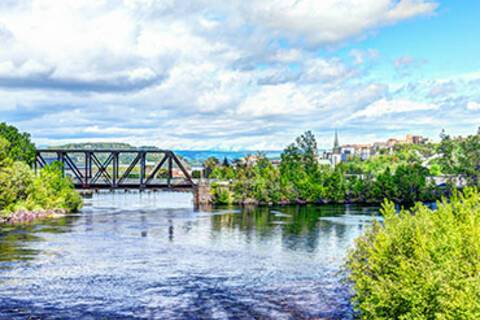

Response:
(0, 0), (450, 149)
(242, 0), (438, 46)
(351, 99), (438, 118)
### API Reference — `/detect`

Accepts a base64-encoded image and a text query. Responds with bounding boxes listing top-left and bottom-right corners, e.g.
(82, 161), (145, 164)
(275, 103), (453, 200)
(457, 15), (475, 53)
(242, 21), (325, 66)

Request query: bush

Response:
(0, 160), (34, 212)
(26, 162), (83, 212)
(347, 188), (480, 319)
(0, 161), (83, 215)
(210, 182), (233, 205)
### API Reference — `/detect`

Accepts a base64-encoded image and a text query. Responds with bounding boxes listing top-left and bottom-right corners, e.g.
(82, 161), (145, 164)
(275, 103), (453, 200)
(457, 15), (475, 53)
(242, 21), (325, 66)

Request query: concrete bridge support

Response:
(193, 180), (212, 207)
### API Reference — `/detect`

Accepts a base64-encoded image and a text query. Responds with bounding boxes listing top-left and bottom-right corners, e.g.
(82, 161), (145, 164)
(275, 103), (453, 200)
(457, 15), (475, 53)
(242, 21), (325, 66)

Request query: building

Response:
(320, 131), (428, 166)
(405, 134), (428, 145)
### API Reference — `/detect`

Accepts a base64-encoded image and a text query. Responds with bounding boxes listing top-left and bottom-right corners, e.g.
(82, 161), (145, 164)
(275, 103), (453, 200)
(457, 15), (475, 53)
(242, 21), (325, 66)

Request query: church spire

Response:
(333, 129), (340, 154)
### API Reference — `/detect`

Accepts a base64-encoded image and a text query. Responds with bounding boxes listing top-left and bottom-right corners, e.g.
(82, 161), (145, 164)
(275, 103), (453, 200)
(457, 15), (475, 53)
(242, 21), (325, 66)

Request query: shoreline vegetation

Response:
(206, 129), (480, 207)
(347, 188), (480, 318)
(0, 123), (83, 225)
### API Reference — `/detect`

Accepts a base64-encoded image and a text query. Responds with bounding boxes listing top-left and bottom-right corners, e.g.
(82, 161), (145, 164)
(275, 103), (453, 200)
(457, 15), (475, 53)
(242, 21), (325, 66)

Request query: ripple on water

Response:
(0, 192), (377, 319)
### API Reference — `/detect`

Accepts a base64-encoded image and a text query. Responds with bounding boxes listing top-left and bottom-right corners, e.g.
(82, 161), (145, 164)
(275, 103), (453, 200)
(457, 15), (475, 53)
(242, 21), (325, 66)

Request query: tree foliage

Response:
(0, 124), (83, 217)
(436, 128), (480, 185)
(207, 129), (480, 206)
(0, 122), (36, 165)
(347, 188), (480, 319)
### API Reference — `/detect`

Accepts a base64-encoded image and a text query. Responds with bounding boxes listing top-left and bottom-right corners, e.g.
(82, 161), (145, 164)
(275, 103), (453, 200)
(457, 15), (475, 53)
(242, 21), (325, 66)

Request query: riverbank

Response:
(0, 208), (67, 225)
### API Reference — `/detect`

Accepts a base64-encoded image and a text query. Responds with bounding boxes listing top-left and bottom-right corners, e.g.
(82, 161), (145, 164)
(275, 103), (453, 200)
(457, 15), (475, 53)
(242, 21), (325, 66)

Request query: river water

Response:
(0, 192), (379, 319)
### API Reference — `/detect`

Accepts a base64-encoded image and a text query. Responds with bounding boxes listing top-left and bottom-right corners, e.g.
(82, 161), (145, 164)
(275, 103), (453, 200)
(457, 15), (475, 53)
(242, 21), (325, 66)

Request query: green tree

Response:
(437, 129), (460, 174)
(279, 131), (321, 202)
(458, 132), (480, 185)
(347, 188), (480, 319)
(374, 167), (397, 202)
(294, 130), (318, 175)
(203, 156), (220, 178)
(0, 122), (36, 165)
(393, 163), (431, 204)
(0, 160), (34, 213)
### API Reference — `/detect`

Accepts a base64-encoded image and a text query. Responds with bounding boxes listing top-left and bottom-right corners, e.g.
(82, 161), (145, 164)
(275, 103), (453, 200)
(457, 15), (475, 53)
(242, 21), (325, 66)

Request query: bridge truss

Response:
(35, 149), (196, 190)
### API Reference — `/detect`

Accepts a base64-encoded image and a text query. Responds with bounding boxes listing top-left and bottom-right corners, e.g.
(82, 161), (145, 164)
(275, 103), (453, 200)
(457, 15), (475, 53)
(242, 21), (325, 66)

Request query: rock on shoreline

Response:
(0, 209), (67, 225)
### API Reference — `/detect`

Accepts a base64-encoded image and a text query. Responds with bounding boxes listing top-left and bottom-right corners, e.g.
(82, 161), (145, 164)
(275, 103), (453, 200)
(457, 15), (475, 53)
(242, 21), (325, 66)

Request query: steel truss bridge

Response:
(35, 149), (196, 190)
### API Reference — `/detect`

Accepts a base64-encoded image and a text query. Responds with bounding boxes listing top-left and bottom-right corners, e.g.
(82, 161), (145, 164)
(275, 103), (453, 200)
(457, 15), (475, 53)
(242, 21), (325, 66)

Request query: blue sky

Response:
(0, 0), (479, 150)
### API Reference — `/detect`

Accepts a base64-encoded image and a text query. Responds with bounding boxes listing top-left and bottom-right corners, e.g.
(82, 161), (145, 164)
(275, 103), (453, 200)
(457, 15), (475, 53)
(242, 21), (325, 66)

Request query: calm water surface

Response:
(0, 192), (379, 319)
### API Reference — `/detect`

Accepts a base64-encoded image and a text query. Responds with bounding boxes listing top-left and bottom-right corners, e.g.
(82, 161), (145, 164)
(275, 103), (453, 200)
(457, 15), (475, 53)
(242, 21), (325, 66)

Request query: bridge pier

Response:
(193, 180), (212, 207)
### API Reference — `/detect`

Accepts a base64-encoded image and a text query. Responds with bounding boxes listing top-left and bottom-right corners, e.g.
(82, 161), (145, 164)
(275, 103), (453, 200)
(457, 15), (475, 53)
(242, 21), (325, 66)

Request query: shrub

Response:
(347, 188), (480, 319)
(0, 161), (82, 215)
(0, 160), (34, 212)
(27, 162), (83, 212)
(210, 182), (233, 205)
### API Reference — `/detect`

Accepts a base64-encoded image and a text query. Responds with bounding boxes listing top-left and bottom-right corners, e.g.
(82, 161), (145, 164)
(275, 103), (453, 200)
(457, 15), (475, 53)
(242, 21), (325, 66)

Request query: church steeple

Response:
(333, 129), (340, 154)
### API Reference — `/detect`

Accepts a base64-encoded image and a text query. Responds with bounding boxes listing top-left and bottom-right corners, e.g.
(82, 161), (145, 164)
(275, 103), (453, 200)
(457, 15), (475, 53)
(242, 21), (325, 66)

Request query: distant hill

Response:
(50, 143), (163, 150)
(50, 142), (135, 150)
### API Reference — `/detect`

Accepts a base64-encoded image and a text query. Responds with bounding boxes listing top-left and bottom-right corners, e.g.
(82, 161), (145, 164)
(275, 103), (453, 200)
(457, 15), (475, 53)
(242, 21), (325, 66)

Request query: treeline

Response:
(207, 129), (480, 205)
(0, 123), (82, 217)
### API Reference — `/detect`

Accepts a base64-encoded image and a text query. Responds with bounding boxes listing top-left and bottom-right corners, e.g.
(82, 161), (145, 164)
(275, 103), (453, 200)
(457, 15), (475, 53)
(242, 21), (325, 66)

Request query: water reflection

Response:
(0, 191), (379, 319)
(0, 215), (79, 266)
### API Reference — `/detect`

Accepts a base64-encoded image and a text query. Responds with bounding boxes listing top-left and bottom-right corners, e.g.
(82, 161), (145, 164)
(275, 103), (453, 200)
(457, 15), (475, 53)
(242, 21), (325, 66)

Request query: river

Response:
(0, 191), (379, 319)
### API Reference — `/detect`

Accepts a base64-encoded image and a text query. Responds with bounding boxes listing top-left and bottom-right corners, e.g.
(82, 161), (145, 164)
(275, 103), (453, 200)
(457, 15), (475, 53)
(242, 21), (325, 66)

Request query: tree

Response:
(458, 133), (480, 186)
(0, 160), (34, 212)
(203, 156), (220, 178)
(374, 167), (397, 202)
(295, 130), (318, 175)
(279, 131), (321, 201)
(347, 189), (480, 319)
(0, 122), (36, 165)
(222, 157), (230, 167)
(437, 129), (459, 174)
(393, 164), (431, 204)
(0, 137), (10, 164)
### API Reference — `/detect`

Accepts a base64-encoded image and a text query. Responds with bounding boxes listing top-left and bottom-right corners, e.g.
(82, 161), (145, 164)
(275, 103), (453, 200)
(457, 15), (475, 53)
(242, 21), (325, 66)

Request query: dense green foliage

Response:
(0, 128), (82, 218)
(0, 122), (36, 165)
(347, 188), (480, 319)
(435, 129), (480, 184)
(207, 131), (449, 205)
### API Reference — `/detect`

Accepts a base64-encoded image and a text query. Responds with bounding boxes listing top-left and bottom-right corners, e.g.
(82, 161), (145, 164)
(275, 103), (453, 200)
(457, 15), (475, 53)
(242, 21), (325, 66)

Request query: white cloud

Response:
(467, 101), (480, 111)
(386, 0), (438, 22)
(242, 0), (437, 45)
(351, 99), (438, 118)
(0, 0), (453, 150)
(301, 58), (354, 83)
(237, 84), (313, 117)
